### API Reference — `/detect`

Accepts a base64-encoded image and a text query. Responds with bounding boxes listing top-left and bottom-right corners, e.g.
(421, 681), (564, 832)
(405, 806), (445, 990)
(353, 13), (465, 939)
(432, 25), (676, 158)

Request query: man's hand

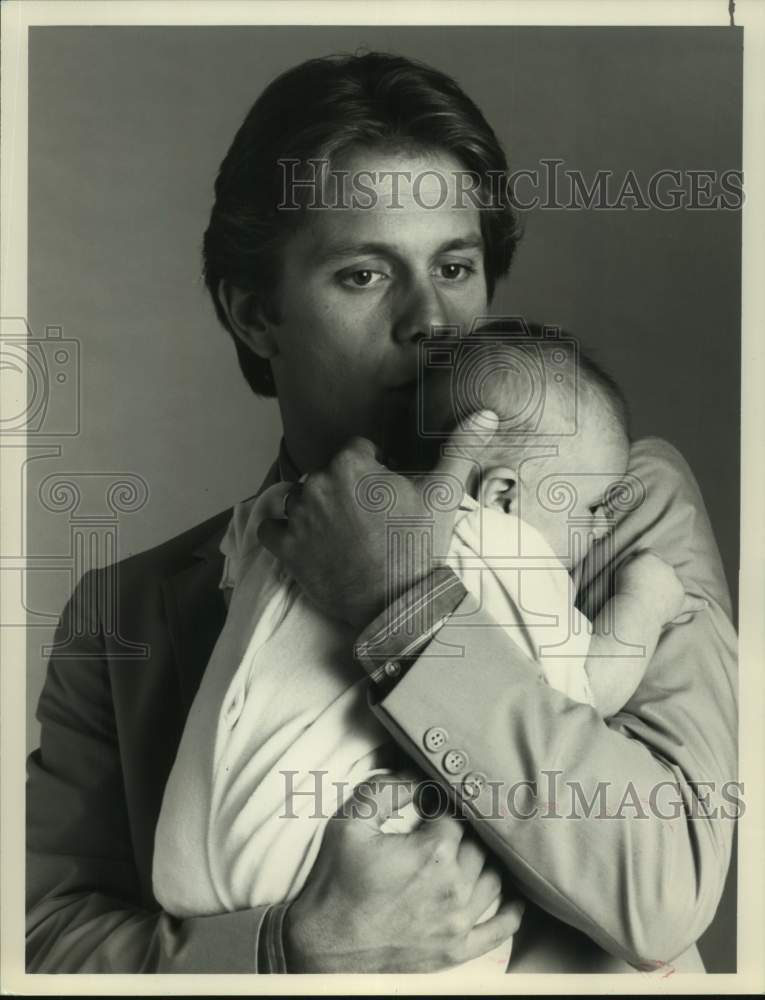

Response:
(258, 411), (499, 627)
(283, 773), (525, 973)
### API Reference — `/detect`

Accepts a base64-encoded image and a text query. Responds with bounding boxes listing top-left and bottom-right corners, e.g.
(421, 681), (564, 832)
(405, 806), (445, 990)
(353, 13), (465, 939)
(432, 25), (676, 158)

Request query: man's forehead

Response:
(330, 144), (482, 206)
(297, 204), (484, 260)
(281, 144), (485, 256)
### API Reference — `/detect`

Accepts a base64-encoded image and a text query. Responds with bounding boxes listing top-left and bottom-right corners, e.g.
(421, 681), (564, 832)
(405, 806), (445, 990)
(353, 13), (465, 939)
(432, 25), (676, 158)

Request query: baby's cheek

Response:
(519, 511), (559, 558)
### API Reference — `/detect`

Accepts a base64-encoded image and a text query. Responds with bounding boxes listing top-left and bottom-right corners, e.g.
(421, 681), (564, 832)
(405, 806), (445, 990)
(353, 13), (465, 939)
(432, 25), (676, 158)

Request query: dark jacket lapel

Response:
(161, 460), (281, 713)
(161, 543), (229, 714)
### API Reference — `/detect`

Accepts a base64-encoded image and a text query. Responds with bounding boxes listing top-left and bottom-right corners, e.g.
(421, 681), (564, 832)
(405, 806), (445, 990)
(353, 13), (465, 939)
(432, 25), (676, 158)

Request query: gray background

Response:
(26, 26), (741, 971)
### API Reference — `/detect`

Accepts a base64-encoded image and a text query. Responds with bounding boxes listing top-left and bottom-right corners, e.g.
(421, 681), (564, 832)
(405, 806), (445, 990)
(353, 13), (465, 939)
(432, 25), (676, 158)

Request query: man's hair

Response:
(203, 51), (520, 397)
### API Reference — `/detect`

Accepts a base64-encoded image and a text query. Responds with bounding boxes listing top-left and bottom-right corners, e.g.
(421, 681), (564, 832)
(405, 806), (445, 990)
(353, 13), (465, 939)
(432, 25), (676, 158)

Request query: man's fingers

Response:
(417, 814), (466, 860)
(463, 896), (525, 961)
(465, 867), (504, 926)
(433, 409), (499, 492)
(254, 476), (312, 554)
(254, 482), (295, 522)
(340, 435), (387, 467)
(339, 770), (420, 831)
(456, 835), (489, 886)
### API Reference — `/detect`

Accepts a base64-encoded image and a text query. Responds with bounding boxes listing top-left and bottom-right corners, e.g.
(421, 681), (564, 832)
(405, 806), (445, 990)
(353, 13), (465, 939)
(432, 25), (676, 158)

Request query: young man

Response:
(26, 52), (737, 974)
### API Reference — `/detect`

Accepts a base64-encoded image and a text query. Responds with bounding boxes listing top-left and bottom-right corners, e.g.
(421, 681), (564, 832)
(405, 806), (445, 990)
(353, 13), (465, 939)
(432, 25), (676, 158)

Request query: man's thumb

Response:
(337, 770), (420, 832)
(433, 409), (499, 492)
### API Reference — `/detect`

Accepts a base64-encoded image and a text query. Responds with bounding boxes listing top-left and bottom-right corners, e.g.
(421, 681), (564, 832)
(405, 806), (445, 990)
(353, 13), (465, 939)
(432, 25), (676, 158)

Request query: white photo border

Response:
(2, 0), (762, 995)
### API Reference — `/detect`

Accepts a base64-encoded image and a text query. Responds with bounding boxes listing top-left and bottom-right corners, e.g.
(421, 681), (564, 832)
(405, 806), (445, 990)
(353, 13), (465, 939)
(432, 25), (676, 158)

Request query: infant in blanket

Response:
(152, 336), (705, 972)
(409, 335), (707, 717)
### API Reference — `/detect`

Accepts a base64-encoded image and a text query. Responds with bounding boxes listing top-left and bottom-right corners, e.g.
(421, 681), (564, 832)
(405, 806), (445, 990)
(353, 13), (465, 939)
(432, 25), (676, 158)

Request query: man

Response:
(26, 52), (737, 974)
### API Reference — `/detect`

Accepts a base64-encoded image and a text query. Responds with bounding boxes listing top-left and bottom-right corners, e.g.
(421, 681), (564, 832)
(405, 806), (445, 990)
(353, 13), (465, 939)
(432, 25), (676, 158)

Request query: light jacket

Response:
(25, 436), (737, 973)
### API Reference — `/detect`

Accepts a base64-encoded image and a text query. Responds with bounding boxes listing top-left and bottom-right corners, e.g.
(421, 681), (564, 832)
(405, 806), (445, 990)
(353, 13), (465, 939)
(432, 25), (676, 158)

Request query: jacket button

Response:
(462, 772), (487, 798)
(443, 749), (469, 775)
(423, 727), (449, 752)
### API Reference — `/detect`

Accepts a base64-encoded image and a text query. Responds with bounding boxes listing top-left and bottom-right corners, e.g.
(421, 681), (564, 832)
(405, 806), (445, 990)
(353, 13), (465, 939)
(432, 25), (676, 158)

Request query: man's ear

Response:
(478, 465), (517, 513)
(217, 280), (278, 360)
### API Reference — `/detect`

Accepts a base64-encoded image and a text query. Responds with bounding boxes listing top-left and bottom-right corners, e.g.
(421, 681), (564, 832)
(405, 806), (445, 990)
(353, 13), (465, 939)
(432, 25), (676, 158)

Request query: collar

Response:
(218, 438), (299, 591)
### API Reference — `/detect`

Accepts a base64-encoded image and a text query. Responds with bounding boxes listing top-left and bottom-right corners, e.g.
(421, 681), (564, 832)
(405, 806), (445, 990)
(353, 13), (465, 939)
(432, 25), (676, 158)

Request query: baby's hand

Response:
(615, 550), (708, 628)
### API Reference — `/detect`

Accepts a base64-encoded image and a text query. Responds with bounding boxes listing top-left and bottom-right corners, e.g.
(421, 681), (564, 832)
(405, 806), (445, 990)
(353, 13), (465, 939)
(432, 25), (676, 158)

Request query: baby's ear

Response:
(478, 466), (517, 513)
(589, 503), (612, 539)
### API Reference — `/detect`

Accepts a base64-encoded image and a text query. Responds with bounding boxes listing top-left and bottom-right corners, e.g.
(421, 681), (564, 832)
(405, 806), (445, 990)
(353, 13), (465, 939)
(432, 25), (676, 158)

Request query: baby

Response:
(152, 335), (704, 972)
(413, 335), (706, 717)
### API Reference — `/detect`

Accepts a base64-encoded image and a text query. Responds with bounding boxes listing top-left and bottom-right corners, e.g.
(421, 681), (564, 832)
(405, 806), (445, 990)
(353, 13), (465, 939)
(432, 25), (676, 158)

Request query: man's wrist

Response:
(256, 902), (291, 972)
(354, 565), (466, 693)
(281, 897), (320, 973)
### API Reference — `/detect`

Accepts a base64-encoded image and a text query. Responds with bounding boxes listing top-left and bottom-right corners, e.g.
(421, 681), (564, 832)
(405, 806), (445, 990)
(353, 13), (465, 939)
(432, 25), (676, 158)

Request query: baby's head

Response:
(420, 336), (631, 569)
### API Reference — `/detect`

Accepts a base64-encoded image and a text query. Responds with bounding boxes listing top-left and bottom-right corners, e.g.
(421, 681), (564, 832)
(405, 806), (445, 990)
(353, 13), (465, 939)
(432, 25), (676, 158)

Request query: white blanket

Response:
(152, 489), (594, 973)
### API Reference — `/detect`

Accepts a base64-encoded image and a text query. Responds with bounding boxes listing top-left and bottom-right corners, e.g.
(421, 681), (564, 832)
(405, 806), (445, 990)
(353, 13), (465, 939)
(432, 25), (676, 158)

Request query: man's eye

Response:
(340, 269), (387, 288)
(437, 262), (476, 281)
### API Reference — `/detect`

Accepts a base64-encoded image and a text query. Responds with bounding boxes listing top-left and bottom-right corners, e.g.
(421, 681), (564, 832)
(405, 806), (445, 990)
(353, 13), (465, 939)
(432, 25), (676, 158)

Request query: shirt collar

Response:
(219, 438), (295, 592)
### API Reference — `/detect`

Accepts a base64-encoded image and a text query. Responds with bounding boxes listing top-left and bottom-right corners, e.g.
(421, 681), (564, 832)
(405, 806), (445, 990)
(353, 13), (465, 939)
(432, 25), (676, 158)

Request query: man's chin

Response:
(379, 425), (441, 474)
(365, 383), (443, 473)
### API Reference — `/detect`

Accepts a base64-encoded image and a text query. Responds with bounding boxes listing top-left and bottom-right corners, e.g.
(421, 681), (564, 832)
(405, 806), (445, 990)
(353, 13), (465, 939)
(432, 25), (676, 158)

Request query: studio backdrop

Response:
(25, 25), (741, 972)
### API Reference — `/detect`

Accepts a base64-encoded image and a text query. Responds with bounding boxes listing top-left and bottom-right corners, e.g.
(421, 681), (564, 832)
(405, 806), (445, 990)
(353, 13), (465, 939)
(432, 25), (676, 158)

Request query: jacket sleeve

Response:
(363, 437), (738, 968)
(25, 569), (274, 973)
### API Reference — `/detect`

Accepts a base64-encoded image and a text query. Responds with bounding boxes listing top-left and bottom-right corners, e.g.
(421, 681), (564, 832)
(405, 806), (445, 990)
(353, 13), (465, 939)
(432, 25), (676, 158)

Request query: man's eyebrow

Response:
(318, 235), (485, 263)
(436, 236), (485, 254)
(319, 241), (396, 263)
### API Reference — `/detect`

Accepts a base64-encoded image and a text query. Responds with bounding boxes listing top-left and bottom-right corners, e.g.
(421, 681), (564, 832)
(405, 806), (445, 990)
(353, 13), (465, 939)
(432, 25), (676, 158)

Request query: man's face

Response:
(265, 147), (489, 470)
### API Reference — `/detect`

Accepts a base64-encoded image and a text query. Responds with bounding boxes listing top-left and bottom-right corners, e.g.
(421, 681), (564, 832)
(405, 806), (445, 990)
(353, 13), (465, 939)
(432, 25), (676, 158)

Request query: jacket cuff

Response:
(354, 566), (467, 692)
(255, 903), (290, 972)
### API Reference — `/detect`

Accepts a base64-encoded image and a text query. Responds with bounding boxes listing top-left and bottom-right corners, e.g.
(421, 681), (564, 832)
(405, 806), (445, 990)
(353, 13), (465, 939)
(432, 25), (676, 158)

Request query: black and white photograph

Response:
(2, 0), (763, 993)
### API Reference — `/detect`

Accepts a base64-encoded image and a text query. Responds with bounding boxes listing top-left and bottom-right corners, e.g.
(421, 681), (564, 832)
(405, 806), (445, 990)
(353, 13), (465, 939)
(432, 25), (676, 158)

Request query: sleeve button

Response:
(423, 727), (449, 752)
(443, 749), (469, 775)
(462, 772), (487, 798)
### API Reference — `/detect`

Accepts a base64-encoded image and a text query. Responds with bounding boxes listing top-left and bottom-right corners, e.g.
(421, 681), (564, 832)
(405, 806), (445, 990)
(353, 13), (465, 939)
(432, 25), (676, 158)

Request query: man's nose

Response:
(392, 277), (448, 345)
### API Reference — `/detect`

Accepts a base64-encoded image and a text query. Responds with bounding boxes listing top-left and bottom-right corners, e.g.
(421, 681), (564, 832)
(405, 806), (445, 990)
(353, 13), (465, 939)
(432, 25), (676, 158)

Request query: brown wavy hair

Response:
(203, 51), (520, 396)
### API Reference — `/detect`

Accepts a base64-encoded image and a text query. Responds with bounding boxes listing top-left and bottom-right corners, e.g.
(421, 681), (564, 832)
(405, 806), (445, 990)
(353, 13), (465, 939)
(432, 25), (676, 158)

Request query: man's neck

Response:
(279, 415), (339, 474)
(277, 439), (303, 481)
(281, 428), (360, 476)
